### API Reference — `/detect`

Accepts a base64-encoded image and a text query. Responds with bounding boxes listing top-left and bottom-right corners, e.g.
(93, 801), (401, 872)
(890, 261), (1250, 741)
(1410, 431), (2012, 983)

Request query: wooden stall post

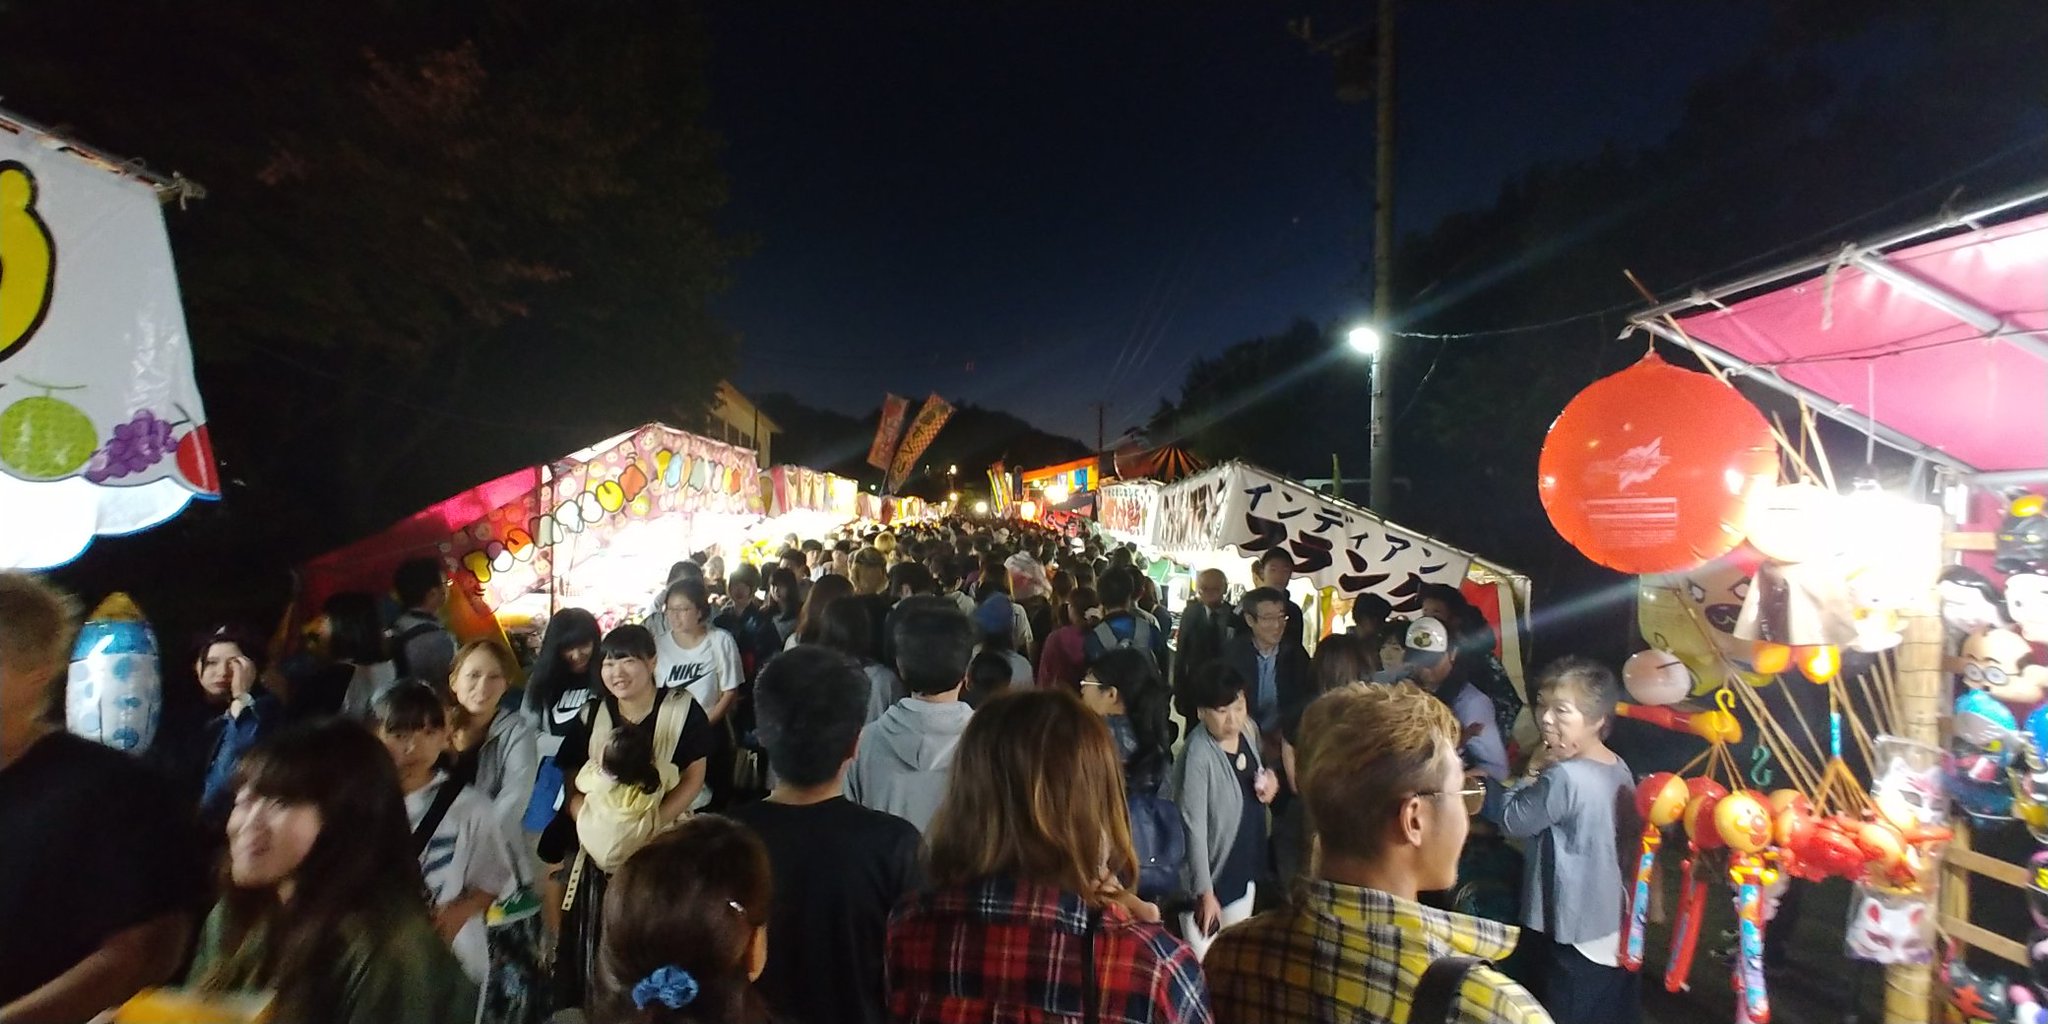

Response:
(1886, 611), (1945, 1024)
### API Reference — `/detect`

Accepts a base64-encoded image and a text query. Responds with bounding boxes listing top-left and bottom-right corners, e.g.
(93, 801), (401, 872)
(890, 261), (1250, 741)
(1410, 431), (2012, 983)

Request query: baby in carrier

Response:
(573, 726), (680, 872)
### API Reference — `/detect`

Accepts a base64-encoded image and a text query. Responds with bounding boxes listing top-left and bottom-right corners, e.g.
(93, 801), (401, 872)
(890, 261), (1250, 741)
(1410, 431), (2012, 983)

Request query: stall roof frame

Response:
(1628, 181), (2048, 484)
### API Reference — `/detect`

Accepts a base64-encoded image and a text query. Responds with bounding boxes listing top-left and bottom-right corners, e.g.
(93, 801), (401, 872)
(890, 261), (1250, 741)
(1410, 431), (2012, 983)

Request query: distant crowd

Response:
(0, 517), (1646, 1024)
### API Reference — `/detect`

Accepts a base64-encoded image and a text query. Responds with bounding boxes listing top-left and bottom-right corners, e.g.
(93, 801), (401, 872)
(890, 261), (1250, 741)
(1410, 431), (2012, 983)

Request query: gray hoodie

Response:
(845, 698), (974, 833)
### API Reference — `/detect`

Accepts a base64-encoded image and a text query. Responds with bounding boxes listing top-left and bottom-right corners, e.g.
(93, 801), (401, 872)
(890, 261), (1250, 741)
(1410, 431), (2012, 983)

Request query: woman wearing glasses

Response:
(1481, 656), (1641, 1024)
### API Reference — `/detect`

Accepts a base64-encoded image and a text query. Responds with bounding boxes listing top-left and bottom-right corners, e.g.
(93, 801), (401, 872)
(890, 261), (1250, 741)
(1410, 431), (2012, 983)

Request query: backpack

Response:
(388, 617), (442, 680)
(1409, 955), (1485, 1024)
(1087, 616), (1157, 669)
(1126, 790), (1187, 902)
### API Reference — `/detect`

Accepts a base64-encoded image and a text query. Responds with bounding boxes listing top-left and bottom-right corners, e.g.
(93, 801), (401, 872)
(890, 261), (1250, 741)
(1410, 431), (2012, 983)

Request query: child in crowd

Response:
(1167, 662), (1276, 959)
(576, 726), (683, 872)
(371, 682), (520, 989)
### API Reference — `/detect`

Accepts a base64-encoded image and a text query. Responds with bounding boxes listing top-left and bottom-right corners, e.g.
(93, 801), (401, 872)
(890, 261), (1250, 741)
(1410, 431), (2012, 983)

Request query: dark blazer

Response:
(1222, 634), (1312, 739)
(1172, 600), (1239, 692)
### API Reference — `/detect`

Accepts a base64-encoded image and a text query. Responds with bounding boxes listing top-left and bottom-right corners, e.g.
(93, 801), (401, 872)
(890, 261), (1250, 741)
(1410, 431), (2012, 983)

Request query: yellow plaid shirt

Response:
(1206, 880), (1552, 1024)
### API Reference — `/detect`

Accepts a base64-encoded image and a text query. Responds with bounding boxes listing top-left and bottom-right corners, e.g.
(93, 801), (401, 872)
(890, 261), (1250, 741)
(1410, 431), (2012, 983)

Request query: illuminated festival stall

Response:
(1600, 187), (2048, 1024)
(1097, 462), (1532, 689)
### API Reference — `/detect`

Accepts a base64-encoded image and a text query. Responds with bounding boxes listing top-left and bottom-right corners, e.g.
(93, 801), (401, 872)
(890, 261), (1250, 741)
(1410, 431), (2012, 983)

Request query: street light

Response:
(973, 499), (990, 516)
(1346, 324), (1383, 358)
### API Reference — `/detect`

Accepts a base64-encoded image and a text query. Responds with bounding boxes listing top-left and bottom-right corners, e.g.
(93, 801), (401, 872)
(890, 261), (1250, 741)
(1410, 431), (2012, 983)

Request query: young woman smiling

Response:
(552, 625), (718, 1012)
(189, 719), (476, 1023)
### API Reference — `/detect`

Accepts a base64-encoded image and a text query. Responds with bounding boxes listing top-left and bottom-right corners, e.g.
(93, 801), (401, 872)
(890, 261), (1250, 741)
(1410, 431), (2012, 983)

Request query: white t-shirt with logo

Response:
(404, 772), (519, 985)
(654, 627), (744, 712)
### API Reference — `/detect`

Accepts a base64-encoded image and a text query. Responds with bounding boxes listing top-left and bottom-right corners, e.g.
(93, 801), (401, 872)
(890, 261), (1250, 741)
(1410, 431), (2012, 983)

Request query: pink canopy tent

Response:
(1633, 186), (2048, 484)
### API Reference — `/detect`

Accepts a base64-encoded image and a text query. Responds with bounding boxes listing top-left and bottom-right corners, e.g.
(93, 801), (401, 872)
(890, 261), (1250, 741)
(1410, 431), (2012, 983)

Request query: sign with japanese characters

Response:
(1097, 482), (1161, 544)
(1152, 463), (1472, 612)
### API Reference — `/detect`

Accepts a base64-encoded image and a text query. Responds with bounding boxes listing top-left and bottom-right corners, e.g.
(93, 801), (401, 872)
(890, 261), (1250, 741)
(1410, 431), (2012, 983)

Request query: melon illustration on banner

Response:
(1538, 353), (1778, 574)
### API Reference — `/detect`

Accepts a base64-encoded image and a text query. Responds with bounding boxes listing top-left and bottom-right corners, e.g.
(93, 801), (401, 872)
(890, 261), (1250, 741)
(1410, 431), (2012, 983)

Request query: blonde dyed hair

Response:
(851, 546), (889, 595)
(441, 638), (521, 730)
(0, 572), (81, 679)
(1297, 682), (1459, 861)
(925, 689), (1138, 903)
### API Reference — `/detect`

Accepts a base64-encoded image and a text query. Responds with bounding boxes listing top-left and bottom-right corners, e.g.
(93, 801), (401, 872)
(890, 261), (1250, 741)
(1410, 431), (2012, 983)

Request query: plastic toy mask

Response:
(1961, 627), (2048, 707)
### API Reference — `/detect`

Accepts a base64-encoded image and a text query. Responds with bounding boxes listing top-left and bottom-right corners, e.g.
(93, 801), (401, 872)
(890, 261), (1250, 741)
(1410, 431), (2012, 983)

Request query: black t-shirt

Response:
(555, 687), (718, 781)
(726, 797), (923, 1024)
(0, 733), (209, 1005)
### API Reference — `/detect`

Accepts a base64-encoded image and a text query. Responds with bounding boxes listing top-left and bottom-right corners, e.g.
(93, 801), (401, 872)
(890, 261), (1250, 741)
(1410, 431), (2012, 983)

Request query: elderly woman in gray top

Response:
(1481, 655), (1641, 1024)
(1166, 661), (1277, 959)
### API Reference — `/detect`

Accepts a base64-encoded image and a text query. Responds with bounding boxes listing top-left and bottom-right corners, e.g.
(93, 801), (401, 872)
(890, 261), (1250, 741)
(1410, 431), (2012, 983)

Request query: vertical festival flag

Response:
(866, 393), (911, 470)
(887, 393), (955, 492)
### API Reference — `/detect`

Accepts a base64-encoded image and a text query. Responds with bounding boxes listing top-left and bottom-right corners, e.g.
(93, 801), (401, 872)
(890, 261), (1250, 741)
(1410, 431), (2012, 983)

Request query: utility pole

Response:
(1367, 0), (1397, 515)
(1095, 402), (1106, 457)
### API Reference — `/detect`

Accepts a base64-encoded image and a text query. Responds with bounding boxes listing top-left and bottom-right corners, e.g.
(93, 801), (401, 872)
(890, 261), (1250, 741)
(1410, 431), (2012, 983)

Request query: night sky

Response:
(705, 1), (1771, 443)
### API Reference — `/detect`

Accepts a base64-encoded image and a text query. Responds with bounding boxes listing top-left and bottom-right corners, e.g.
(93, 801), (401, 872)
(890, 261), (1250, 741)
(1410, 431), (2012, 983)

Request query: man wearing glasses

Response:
(1205, 683), (1551, 1024)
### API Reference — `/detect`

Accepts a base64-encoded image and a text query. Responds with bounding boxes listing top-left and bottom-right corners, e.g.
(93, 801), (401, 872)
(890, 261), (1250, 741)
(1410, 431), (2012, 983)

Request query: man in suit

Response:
(1173, 568), (1237, 694)
(1224, 586), (1312, 747)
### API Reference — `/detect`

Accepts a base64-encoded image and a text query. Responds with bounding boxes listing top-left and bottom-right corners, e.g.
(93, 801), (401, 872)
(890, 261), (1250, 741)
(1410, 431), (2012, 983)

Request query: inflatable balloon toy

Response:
(1953, 690), (2021, 823)
(1641, 550), (1774, 695)
(1665, 775), (1728, 994)
(1622, 772), (1688, 972)
(65, 593), (161, 754)
(1961, 626), (2048, 710)
(1537, 352), (1780, 575)
(1998, 493), (2048, 576)
(1623, 649), (1692, 706)
(2015, 754), (2048, 844)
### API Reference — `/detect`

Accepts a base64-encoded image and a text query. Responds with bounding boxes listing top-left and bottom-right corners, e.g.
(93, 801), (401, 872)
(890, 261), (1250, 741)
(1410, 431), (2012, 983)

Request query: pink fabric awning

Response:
(1671, 210), (2048, 474)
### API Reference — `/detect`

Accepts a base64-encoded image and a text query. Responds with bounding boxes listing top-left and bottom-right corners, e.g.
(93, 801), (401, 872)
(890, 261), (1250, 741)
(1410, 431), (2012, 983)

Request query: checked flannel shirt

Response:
(886, 877), (1212, 1024)
(1205, 880), (1552, 1024)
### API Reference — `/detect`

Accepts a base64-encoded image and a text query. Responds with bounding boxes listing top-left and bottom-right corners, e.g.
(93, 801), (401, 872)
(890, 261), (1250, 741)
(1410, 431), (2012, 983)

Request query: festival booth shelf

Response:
(0, 110), (220, 569)
(300, 424), (761, 637)
(1627, 186), (2048, 1024)
(1098, 463), (1533, 688)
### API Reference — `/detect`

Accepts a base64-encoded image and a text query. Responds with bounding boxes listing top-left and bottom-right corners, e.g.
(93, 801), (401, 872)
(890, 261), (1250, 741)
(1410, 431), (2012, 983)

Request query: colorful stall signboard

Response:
(867, 393), (910, 470)
(768, 465), (859, 519)
(0, 119), (219, 569)
(886, 393), (955, 492)
(1098, 482), (1161, 545)
(450, 424), (760, 606)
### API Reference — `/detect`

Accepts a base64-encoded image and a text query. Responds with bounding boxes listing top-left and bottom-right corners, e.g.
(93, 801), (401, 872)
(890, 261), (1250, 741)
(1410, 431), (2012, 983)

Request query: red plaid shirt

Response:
(886, 878), (1211, 1024)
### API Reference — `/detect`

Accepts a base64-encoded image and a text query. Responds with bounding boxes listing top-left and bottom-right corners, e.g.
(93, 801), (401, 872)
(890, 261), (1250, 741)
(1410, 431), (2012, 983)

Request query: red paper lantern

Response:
(1537, 353), (1779, 574)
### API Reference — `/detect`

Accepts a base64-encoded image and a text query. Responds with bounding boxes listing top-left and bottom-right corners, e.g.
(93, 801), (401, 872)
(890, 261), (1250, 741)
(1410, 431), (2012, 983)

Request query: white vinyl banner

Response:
(1210, 464), (1472, 613)
(0, 123), (217, 568)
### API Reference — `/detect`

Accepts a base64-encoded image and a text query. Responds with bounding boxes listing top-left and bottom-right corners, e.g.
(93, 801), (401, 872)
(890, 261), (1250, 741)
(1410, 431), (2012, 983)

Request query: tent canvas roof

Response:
(1633, 186), (2048, 482)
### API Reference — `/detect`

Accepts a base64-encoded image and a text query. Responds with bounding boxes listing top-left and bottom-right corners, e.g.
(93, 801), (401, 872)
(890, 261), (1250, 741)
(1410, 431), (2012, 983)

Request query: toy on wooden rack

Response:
(1953, 690), (2021, 823)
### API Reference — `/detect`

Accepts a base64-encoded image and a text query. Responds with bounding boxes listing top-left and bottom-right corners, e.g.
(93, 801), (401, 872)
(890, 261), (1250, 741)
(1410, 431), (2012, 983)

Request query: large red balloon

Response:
(1538, 354), (1778, 574)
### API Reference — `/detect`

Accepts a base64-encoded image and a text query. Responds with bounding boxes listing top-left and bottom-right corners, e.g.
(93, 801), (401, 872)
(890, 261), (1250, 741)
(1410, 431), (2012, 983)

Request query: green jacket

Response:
(189, 900), (477, 1024)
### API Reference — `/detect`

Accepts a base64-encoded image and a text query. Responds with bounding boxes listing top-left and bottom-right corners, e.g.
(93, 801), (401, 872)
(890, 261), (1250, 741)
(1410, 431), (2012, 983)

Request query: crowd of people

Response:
(0, 518), (1643, 1024)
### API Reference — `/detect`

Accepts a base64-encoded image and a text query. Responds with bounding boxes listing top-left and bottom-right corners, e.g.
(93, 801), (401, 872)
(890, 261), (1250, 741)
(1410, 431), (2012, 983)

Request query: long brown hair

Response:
(198, 719), (431, 1015)
(441, 638), (519, 733)
(598, 816), (773, 1024)
(794, 573), (854, 645)
(1309, 632), (1381, 697)
(925, 689), (1138, 903)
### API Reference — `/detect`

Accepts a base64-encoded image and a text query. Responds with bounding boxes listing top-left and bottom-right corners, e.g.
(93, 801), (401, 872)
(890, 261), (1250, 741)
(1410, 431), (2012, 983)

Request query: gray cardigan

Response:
(1165, 720), (1262, 897)
(1493, 755), (1638, 943)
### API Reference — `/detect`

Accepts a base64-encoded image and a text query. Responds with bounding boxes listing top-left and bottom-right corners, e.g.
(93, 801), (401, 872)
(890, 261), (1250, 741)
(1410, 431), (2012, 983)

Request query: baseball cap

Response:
(1404, 616), (1450, 659)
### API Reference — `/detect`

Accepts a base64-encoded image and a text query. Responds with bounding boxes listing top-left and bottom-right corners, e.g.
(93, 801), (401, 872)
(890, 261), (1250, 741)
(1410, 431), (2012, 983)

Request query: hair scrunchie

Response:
(631, 965), (700, 1010)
